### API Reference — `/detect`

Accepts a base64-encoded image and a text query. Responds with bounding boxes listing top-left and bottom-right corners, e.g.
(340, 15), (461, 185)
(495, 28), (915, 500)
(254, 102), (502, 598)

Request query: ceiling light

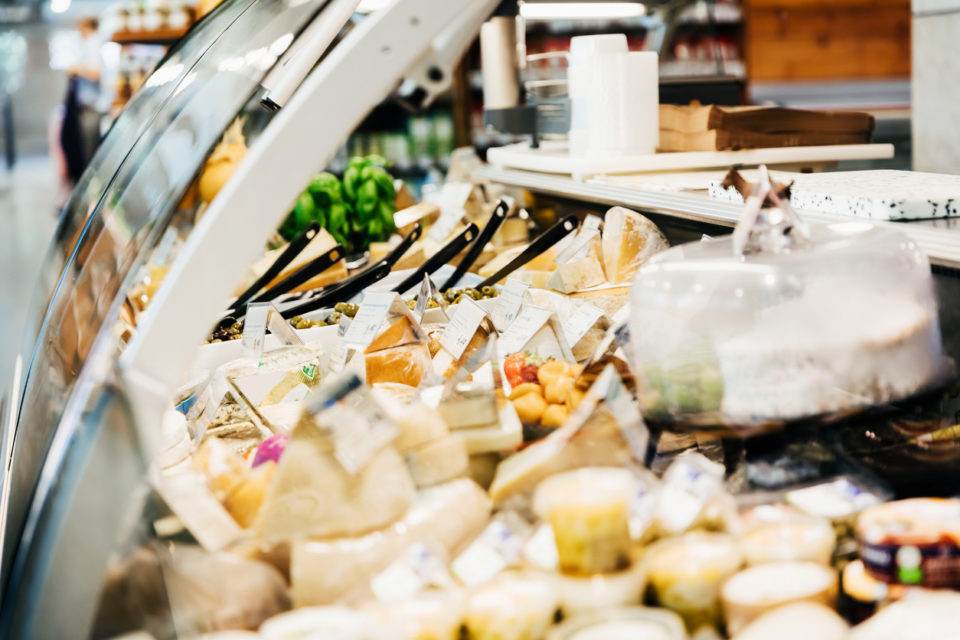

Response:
(519, 2), (645, 20)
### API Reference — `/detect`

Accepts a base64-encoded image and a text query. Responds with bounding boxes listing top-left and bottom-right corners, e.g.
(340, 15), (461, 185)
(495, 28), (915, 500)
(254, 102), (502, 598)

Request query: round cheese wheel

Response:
(732, 602), (848, 640)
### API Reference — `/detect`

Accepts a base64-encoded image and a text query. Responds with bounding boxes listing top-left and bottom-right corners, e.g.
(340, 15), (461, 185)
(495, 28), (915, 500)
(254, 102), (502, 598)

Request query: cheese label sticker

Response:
(491, 278), (528, 332)
(427, 181), (472, 243)
(497, 306), (553, 356)
(240, 303), (270, 359)
(342, 291), (395, 346)
(564, 302), (605, 347)
(439, 297), (489, 359)
(553, 227), (598, 265)
(267, 303), (304, 348)
(582, 214), (603, 232)
(371, 543), (454, 602)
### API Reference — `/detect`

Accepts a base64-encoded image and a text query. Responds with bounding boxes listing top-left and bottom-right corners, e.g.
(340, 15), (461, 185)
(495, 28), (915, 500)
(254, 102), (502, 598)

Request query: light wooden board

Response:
(486, 141), (895, 178)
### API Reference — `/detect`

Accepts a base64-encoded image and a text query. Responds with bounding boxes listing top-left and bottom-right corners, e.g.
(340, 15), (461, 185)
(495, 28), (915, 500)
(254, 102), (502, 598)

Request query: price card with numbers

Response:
(439, 297), (491, 360)
(563, 302), (606, 348)
(490, 278), (528, 332)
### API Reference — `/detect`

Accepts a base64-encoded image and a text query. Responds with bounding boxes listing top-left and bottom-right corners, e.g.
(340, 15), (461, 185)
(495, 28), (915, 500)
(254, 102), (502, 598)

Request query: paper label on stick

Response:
(564, 302), (605, 347)
(553, 227), (598, 265)
(342, 291), (395, 346)
(491, 278), (528, 332)
(240, 303), (270, 359)
(497, 306), (554, 356)
(427, 182), (472, 243)
(439, 297), (489, 360)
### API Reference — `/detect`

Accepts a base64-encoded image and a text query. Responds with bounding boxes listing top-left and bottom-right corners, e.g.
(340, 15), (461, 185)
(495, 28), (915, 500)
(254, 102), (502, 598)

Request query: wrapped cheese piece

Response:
(463, 573), (559, 640)
(849, 591), (960, 639)
(405, 434), (470, 488)
(547, 606), (687, 640)
(490, 366), (647, 506)
(364, 316), (432, 388)
(553, 561), (648, 616)
(260, 606), (400, 640)
(721, 562), (837, 635)
(252, 411), (415, 540)
(601, 206), (668, 283)
(160, 546), (289, 634)
(290, 479), (491, 606)
(740, 509), (835, 566)
(732, 602), (848, 640)
(646, 532), (742, 631)
(548, 229), (606, 293)
(363, 589), (466, 640)
(533, 467), (636, 574)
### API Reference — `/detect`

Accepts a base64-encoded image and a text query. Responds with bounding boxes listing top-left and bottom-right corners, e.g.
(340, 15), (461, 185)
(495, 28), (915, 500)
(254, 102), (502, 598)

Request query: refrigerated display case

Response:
(8, 1), (960, 639)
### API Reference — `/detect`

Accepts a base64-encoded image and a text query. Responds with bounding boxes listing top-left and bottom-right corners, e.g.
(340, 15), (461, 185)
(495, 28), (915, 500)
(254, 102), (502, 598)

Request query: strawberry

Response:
(503, 352), (527, 387)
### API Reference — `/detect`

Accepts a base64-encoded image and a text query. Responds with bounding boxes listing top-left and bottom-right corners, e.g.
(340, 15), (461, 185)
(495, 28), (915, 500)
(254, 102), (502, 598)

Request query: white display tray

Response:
(486, 140), (895, 178)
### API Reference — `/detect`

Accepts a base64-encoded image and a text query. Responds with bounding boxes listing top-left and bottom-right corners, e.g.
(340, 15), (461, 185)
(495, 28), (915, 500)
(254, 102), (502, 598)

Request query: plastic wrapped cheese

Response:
(646, 532), (742, 631)
(290, 479), (491, 607)
(259, 606), (400, 640)
(601, 206), (668, 283)
(489, 405), (639, 506)
(365, 343), (432, 387)
(160, 546), (289, 634)
(363, 590), (466, 640)
(732, 602), (848, 640)
(533, 467), (636, 574)
(406, 434), (469, 488)
(721, 562), (837, 636)
(554, 561), (648, 616)
(547, 607), (686, 640)
(739, 508), (835, 566)
(464, 573), (559, 640)
(253, 431), (415, 541)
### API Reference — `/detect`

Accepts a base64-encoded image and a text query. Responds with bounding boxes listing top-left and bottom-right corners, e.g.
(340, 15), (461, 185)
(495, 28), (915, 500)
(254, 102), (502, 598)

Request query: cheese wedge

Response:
(366, 316), (418, 353)
(601, 207), (669, 283)
(241, 228), (347, 296)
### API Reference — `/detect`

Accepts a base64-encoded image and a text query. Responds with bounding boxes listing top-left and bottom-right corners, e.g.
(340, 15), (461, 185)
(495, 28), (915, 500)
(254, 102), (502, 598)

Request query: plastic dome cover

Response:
(629, 167), (946, 428)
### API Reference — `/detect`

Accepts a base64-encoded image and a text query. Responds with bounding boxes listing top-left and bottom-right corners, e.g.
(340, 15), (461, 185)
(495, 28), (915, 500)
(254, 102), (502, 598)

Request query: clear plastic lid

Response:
(630, 168), (946, 428)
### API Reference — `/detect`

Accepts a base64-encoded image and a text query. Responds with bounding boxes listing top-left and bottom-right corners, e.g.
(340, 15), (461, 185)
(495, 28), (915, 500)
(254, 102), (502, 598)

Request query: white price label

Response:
(371, 543), (452, 602)
(266, 303), (304, 347)
(553, 228), (598, 265)
(342, 291), (395, 346)
(498, 307), (552, 356)
(240, 303), (270, 359)
(439, 297), (489, 360)
(427, 182), (472, 243)
(583, 214), (603, 232)
(413, 275), (433, 324)
(523, 523), (558, 572)
(564, 302), (605, 347)
(491, 278), (528, 332)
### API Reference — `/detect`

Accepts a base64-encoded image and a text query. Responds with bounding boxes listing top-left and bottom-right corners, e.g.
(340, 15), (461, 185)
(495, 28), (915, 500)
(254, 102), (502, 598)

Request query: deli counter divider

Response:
(4, 1), (960, 639)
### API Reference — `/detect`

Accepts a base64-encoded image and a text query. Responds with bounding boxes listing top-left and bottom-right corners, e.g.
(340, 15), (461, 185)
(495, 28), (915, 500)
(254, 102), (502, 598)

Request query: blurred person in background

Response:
(61, 16), (104, 184)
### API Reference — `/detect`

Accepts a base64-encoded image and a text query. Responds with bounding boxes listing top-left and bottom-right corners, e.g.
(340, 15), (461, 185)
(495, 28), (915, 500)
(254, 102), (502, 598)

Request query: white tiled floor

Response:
(0, 156), (59, 400)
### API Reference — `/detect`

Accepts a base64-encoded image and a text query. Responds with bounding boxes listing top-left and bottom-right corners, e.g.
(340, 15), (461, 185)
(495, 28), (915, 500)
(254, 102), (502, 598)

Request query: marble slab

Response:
(710, 170), (960, 221)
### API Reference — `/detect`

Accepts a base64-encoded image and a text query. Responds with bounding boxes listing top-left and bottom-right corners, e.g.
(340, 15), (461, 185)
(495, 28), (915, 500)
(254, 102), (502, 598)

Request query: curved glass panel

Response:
(19, 0), (256, 360)
(5, 0), (335, 595)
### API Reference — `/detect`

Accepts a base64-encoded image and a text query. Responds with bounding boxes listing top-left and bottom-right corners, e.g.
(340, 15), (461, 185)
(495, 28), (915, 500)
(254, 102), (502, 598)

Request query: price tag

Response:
(583, 214), (603, 232)
(306, 373), (398, 473)
(267, 303), (304, 347)
(498, 306), (553, 356)
(342, 291), (395, 346)
(427, 182), (472, 243)
(523, 523), (558, 572)
(452, 517), (529, 587)
(240, 303), (270, 359)
(491, 278), (528, 332)
(413, 274), (447, 324)
(564, 302), (605, 347)
(553, 227), (598, 265)
(439, 297), (489, 360)
(371, 543), (454, 602)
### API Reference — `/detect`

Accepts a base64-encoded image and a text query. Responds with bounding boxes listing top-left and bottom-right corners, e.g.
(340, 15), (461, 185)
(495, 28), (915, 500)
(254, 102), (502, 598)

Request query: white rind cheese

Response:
(601, 207), (669, 284)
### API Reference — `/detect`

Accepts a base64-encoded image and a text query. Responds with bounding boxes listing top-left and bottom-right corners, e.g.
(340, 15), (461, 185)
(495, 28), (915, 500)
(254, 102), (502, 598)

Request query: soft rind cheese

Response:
(601, 207), (668, 283)
(733, 602), (848, 640)
(721, 561), (837, 636)
(464, 573), (559, 640)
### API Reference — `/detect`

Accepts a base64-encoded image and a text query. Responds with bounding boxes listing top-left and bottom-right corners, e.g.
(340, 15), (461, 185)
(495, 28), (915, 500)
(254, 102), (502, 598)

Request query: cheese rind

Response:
(406, 434), (470, 488)
(601, 207), (668, 283)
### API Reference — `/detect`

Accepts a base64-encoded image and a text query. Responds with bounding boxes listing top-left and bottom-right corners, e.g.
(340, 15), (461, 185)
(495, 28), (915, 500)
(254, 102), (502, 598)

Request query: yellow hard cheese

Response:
(601, 207), (669, 284)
